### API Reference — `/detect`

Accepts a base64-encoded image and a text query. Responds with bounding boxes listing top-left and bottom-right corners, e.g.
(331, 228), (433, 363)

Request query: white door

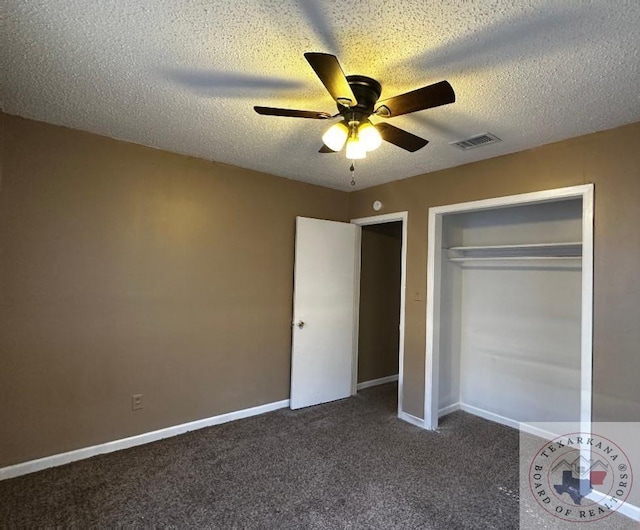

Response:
(290, 217), (359, 409)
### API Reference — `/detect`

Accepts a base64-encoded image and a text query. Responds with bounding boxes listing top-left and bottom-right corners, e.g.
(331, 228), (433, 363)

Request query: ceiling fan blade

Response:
(304, 52), (357, 106)
(375, 123), (429, 152)
(376, 81), (455, 118)
(319, 145), (336, 153)
(254, 106), (332, 119)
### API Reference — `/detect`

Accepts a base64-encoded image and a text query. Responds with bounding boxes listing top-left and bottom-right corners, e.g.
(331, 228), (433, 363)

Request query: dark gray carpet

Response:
(0, 384), (520, 528)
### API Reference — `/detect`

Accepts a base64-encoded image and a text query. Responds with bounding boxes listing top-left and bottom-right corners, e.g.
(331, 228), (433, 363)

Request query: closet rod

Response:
(449, 256), (582, 262)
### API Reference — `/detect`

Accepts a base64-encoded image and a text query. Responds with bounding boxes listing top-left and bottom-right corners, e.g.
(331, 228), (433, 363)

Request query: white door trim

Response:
(351, 211), (408, 419)
(424, 184), (594, 430)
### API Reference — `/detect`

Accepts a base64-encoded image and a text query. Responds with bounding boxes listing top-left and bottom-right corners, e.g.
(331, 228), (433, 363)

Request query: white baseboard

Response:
(357, 374), (399, 391)
(586, 490), (640, 522)
(0, 398), (290, 481)
(457, 404), (639, 522)
(457, 403), (559, 440)
(459, 403), (521, 430)
(438, 402), (461, 417)
(515, 422), (561, 441)
(437, 402), (561, 443)
(399, 411), (424, 428)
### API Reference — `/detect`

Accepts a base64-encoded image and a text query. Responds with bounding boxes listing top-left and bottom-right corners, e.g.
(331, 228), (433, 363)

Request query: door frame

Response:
(351, 211), (408, 418)
(424, 184), (594, 431)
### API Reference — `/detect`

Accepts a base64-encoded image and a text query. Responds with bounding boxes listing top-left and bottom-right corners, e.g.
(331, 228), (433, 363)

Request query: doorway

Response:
(351, 212), (408, 418)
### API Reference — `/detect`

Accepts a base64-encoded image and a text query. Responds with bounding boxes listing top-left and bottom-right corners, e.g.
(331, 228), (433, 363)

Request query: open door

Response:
(290, 217), (359, 409)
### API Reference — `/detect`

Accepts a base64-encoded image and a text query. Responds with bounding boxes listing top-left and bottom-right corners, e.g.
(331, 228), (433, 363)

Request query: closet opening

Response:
(351, 212), (407, 418)
(425, 185), (593, 435)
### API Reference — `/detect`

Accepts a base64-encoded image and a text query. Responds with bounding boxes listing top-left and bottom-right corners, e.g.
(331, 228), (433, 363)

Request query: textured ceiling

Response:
(3, 1), (640, 191)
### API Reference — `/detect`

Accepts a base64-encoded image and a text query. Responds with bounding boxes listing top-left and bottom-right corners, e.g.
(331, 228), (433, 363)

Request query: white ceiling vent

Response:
(451, 133), (501, 150)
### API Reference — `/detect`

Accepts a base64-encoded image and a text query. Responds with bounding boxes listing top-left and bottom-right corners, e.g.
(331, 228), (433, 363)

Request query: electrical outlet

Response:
(132, 394), (143, 411)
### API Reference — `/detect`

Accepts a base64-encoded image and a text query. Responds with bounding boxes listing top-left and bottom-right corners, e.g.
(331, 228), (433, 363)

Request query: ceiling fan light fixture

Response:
(345, 135), (366, 160)
(358, 121), (382, 151)
(322, 122), (349, 152)
(255, 53), (455, 161)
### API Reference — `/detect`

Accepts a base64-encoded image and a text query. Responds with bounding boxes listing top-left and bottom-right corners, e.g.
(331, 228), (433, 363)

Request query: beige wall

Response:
(349, 122), (640, 421)
(2, 113), (638, 468)
(357, 222), (402, 383)
(0, 114), (349, 467)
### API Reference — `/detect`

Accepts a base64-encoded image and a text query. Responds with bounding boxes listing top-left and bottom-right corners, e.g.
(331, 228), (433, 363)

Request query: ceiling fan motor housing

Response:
(339, 75), (382, 121)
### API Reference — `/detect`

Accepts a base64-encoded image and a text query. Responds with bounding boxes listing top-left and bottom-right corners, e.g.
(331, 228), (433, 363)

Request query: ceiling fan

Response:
(254, 52), (455, 160)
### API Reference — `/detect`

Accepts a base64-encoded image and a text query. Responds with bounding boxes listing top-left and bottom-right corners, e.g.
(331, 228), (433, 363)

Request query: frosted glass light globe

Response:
(322, 122), (349, 151)
(358, 122), (382, 151)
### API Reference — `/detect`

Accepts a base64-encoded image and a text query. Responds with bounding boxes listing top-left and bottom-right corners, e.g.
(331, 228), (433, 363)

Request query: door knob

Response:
(295, 321), (305, 329)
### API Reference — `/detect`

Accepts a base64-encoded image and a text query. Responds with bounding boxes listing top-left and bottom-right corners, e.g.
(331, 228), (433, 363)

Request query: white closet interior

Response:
(436, 198), (585, 430)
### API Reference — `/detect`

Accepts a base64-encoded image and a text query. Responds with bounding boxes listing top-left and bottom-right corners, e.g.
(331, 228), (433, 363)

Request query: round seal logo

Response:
(528, 432), (633, 523)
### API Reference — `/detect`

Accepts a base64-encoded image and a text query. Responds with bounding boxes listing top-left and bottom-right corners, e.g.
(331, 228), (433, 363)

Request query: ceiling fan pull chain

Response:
(350, 161), (356, 187)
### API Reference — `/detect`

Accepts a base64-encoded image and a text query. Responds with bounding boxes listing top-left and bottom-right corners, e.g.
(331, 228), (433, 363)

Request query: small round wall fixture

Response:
(373, 200), (383, 211)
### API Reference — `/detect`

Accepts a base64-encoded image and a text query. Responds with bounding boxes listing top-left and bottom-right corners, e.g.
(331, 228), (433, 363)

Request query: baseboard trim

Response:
(438, 402), (461, 417)
(399, 411), (424, 428)
(459, 403), (521, 430)
(586, 490), (640, 522)
(458, 403), (559, 440)
(357, 374), (399, 391)
(0, 398), (290, 481)
(458, 405), (639, 522)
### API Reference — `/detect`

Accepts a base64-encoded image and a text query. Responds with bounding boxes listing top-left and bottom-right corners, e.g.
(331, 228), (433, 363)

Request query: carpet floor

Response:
(1, 384), (522, 528)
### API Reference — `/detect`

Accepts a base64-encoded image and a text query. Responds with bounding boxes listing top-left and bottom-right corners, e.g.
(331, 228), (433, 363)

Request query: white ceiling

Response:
(3, 1), (640, 191)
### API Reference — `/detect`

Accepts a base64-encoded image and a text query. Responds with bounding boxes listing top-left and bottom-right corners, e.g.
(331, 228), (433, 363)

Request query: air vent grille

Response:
(451, 132), (501, 150)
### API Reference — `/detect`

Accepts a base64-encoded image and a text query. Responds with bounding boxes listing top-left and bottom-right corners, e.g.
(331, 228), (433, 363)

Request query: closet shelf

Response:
(447, 242), (582, 251)
(446, 241), (582, 262)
